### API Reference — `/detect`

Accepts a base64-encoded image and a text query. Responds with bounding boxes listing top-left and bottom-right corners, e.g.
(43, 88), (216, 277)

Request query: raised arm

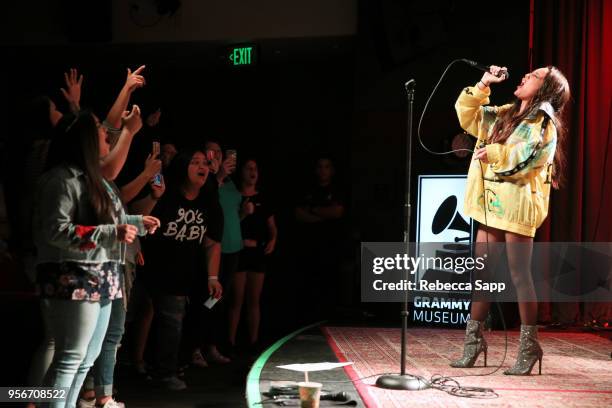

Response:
(129, 176), (165, 216)
(120, 152), (162, 203)
(105, 65), (146, 129)
(100, 104), (142, 181)
(60, 68), (83, 114)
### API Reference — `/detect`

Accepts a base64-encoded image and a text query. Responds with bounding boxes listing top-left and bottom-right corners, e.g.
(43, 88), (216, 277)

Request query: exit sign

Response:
(228, 44), (258, 66)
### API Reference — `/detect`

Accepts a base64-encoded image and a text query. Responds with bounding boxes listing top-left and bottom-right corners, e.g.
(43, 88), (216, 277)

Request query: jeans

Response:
(84, 297), (126, 396)
(152, 295), (187, 377)
(28, 299), (55, 387)
(42, 299), (111, 408)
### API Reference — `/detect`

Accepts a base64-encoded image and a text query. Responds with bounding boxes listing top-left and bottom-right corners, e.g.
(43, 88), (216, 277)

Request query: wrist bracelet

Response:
(102, 120), (121, 133)
(208, 276), (218, 281)
(479, 81), (488, 89)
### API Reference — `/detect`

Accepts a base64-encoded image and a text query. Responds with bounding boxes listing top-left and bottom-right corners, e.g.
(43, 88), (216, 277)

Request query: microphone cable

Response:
(416, 58), (477, 157)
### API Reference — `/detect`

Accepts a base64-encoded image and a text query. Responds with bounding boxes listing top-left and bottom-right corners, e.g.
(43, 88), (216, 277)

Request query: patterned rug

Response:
(323, 326), (612, 407)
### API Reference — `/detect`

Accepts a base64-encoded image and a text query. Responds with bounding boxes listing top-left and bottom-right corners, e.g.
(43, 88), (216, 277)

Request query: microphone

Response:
(462, 59), (510, 79)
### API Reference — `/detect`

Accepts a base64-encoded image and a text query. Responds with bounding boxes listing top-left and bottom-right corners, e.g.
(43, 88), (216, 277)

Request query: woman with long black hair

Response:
(33, 110), (159, 407)
(140, 148), (223, 390)
(451, 65), (570, 375)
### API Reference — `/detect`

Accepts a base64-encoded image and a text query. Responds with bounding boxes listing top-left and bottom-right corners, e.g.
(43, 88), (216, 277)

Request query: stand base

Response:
(376, 375), (430, 391)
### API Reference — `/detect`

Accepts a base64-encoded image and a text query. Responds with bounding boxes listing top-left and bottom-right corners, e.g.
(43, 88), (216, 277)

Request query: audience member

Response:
(295, 157), (346, 321)
(228, 158), (277, 353)
(139, 149), (223, 390)
(32, 110), (158, 407)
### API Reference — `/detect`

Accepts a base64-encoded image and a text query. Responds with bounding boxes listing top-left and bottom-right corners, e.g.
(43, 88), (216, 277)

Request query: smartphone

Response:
(205, 149), (216, 164)
(152, 141), (160, 158)
(152, 173), (163, 187)
(204, 295), (221, 309)
(226, 149), (237, 160)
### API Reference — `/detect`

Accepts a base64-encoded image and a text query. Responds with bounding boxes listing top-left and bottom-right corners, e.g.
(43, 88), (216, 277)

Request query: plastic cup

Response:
(298, 382), (322, 408)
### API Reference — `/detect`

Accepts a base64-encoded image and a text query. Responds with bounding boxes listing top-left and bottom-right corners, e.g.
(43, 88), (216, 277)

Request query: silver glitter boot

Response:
(504, 324), (543, 375)
(450, 319), (488, 368)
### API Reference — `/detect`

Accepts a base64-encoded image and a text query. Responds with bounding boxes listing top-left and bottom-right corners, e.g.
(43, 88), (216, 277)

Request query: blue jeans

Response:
(152, 295), (187, 377)
(28, 299), (55, 386)
(84, 297), (126, 396)
(42, 299), (111, 408)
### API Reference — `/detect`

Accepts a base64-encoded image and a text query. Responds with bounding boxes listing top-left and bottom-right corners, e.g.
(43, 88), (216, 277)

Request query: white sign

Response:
(416, 175), (474, 282)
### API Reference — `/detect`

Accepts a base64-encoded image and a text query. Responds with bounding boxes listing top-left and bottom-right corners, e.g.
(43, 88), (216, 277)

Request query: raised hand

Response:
(481, 65), (508, 87)
(144, 153), (162, 178)
(60, 68), (83, 111)
(122, 104), (143, 135)
(150, 174), (166, 199)
(217, 156), (236, 180)
(125, 65), (146, 92)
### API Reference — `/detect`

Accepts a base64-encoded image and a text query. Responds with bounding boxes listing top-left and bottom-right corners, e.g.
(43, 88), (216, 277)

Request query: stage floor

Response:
(253, 325), (612, 407)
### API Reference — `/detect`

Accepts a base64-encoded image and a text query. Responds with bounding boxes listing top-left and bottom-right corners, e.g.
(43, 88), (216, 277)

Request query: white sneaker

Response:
(97, 399), (126, 408)
(191, 348), (209, 368)
(160, 375), (187, 391)
(77, 398), (125, 408)
(204, 345), (231, 364)
(77, 398), (95, 408)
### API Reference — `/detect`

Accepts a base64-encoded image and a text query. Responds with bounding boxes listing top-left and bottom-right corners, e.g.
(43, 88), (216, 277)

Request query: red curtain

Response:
(533, 0), (612, 242)
(532, 0), (612, 323)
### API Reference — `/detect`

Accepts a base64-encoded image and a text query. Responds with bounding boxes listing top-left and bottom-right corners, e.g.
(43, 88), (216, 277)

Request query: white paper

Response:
(276, 362), (354, 372)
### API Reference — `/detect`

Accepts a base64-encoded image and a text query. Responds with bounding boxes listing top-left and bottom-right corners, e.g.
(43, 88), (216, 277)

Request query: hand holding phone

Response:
(223, 149), (237, 175)
(151, 141), (163, 186)
(152, 173), (163, 187)
(203, 296), (221, 309)
(152, 141), (160, 158)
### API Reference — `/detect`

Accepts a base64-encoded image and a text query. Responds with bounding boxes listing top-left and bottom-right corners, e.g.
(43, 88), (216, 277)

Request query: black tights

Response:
(470, 225), (537, 326)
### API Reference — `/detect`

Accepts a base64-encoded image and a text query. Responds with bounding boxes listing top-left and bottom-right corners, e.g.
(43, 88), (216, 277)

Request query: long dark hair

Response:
(488, 66), (570, 187)
(237, 157), (260, 189)
(165, 148), (205, 195)
(46, 110), (113, 223)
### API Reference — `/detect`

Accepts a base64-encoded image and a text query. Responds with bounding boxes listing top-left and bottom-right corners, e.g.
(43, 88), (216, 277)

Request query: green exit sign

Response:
(228, 45), (258, 66)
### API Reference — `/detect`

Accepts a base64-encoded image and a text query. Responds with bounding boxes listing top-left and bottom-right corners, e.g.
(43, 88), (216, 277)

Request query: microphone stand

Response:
(376, 79), (429, 391)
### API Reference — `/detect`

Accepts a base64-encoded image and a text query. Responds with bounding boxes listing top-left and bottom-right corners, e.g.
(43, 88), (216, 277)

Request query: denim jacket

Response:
(33, 164), (146, 264)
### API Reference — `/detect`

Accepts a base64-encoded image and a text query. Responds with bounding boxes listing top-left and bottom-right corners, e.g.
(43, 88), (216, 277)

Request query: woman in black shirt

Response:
(141, 148), (223, 390)
(228, 159), (277, 351)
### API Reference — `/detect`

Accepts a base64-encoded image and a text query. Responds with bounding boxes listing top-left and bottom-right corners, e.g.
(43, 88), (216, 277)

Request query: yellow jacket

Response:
(455, 84), (556, 237)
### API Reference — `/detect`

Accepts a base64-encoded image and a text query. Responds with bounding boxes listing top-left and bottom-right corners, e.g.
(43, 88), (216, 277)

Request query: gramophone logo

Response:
(431, 195), (471, 243)
(415, 175), (475, 283)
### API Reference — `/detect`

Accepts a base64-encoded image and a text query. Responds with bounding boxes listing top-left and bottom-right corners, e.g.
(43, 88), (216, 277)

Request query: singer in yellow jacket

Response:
(455, 83), (556, 237)
(450, 65), (570, 376)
